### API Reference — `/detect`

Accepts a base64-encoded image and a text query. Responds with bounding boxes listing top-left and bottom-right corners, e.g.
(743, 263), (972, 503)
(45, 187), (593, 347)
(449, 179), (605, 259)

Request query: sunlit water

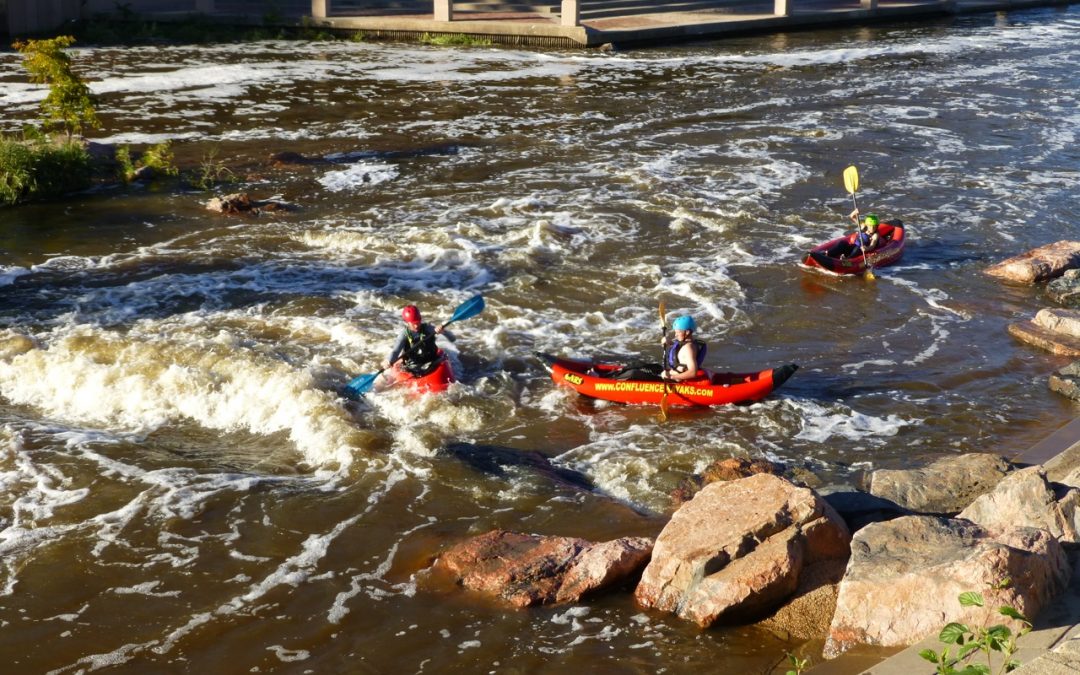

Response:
(1, 9), (1079, 672)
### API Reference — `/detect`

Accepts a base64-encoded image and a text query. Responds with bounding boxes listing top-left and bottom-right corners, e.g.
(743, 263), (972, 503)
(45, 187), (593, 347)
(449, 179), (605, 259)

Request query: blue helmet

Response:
(672, 315), (696, 331)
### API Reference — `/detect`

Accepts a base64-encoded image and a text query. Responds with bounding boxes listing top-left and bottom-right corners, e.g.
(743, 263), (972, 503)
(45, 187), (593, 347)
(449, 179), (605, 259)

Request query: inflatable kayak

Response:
(803, 220), (905, 275)
(384, 352), (455, 394)
(537, 353), (797, 408)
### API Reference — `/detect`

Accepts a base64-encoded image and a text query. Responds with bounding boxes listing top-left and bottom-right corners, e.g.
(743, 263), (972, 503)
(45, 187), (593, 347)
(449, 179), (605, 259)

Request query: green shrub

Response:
(140, 141), (178, 177)
(0, 134), (92, 206)
(115, 144), (136, 182)
(13, 36), (100, 140)
(188, 146), (236, 191)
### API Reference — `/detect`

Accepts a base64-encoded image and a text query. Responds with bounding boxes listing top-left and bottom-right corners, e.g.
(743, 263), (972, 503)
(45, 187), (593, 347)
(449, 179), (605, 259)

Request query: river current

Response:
(0, 9), (1079, 672)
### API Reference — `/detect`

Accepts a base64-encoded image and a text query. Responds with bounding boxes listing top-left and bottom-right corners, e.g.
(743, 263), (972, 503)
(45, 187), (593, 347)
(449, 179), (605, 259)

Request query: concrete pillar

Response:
(773, 0), (789, 16)
(195, 0), (214, 12)
(861, 0), (878, 8)
(561, 0), (579, 26)
(312, 0), (327, 19)
(434, 0), (453, 22)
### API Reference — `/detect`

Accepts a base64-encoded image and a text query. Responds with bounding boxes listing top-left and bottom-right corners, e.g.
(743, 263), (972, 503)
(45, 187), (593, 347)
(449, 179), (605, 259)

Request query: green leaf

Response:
(987, 625), (1012, 641)
(919, 648), (939, 663)
(998, 606), (1028, 622)
(958, 591), (985, 607)
(940, 623), (969, 644)
(1004, 660), (1021, 672)
(957, 642), (981, 660)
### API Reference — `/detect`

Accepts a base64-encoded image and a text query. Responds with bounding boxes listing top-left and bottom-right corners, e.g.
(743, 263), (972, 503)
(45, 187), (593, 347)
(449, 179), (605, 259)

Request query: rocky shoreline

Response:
(418, 243), (1080, 669)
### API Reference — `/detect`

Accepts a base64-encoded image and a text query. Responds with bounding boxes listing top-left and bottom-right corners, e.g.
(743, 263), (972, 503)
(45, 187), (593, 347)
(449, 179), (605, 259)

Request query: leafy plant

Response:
(12, 36), (100, 140)
(140, 141), (178, 177)
(189, 147), (237, 191)
(115, 145), (135, 182)
(919, 580), (1031, 675)
(784, 652), (809, 675)
(419, 32), (493, 47)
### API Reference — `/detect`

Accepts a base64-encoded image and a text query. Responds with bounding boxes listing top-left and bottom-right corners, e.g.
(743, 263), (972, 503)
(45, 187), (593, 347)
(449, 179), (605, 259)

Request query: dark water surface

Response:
(0, 9), (1079, 672)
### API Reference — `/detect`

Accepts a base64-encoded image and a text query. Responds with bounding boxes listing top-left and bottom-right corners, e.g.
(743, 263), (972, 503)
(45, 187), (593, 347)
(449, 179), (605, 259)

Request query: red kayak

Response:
(384, 352), (455, 394)
(803, 220), (905, 275)
(537, 353), (797, 408)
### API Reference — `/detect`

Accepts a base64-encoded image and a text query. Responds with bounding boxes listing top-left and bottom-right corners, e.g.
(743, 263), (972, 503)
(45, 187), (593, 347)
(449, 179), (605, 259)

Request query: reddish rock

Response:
(636, 474), (850, 627)
(959, 466), (1080, 544)
(1009, 321), (1080, 356)
(868, 453), (1011, 515)
(431, 530), (652, 607)
(204, 192), (292, 215)
(985, 241), (1080, 284)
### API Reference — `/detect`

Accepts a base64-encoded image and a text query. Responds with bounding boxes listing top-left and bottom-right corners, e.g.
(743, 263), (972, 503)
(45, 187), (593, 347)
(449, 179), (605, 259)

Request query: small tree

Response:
(12, 36), (100, 140)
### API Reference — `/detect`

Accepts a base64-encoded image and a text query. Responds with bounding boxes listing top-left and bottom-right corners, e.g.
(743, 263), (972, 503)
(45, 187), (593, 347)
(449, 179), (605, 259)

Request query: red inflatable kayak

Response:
(537, 353), (797, 408)
(385, 352), (455, 394)
(803, 220), (905, 275)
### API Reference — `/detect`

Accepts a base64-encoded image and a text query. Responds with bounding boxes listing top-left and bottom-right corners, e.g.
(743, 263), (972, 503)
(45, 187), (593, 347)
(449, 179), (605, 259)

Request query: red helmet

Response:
(401, 305), (421, 323)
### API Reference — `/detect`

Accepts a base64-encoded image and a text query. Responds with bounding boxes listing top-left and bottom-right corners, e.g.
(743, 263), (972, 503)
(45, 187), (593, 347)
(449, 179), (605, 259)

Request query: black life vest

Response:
(403, 324), (439, 366)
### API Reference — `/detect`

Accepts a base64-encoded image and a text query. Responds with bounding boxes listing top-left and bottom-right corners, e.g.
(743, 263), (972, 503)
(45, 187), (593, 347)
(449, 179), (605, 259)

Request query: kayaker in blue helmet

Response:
(385, 305), (449, 376)
(662, 315), (708, 382)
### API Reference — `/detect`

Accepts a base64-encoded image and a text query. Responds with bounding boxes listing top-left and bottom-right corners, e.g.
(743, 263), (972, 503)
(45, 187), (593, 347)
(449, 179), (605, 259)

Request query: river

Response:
(0, 8), (1078, 672)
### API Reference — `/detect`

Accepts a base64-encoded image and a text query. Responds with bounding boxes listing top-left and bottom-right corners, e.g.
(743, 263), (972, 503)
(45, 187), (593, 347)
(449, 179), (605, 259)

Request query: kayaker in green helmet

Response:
(662, 315), (708, 382)
(830, 210), (881, 259)
(385, 305), (449, 376)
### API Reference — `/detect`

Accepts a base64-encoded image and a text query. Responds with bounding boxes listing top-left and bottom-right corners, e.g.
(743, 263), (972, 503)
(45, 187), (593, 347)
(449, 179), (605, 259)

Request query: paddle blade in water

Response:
(843, 165), (859, 195)
(343, 372), (379, 399)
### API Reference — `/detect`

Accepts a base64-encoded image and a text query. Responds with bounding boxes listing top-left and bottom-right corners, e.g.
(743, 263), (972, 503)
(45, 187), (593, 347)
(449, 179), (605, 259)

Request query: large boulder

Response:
(824, 516), (1069, 657)
(1047, 268), (1080, 306)
(1009, 320), (1080, 356)
(755, 558), (847, 641)
(670, 456), (784, 506)
(985, 241), (1080, 284)
(959, 466), (1080, 543)
(868, 453), (1011, 515)
(635, 474), (850, 627)
(430, 530), (652, 607)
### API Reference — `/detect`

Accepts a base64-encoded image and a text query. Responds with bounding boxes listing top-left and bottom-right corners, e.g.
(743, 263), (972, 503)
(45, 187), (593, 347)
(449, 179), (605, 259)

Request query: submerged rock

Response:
(429, 529), (652, 607)
(442, 442), (594, 492)
(635, 474), (850, 627)
(670, 456), (783, 507)
(868, 453), (1011, 515)
(985, 241), (1080, 284)
(1050, 361), (1080, 401)
(824, 516), (1069, 657)
(1047, 268), (1080, 306)
(204, 192), (291, 215)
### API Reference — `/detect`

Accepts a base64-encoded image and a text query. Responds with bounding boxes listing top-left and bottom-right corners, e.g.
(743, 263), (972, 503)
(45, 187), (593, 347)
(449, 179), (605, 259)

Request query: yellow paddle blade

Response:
(658, 388), (670, 422)
(843, 165), (859, 195)
(864, 268), (876, 281)
(658, 300), (666, 328)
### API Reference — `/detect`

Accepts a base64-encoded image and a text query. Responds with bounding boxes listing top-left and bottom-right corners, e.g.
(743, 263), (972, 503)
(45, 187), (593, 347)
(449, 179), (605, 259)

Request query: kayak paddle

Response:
(658, 300), (670, 422)
(843, 165), (875, 281)
(342, 294), (486, 399)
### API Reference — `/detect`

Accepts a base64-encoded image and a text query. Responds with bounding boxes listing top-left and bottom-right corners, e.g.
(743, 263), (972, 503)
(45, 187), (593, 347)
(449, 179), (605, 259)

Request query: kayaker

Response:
(828, 211), (880, 259)
(661, 315), (707, 382)
(385, 305), (451, 377)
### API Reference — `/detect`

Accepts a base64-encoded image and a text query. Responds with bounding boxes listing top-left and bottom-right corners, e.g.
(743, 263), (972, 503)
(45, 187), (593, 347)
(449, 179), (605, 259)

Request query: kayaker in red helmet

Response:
(662, 315), (708, 382)
(385, 305), (449, 376)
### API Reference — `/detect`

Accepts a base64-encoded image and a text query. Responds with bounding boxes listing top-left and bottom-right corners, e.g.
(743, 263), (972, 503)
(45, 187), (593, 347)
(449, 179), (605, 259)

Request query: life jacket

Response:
(666, 339), (707, 374)
(853, 226), (876, 251)
(403, 324), (439, 367)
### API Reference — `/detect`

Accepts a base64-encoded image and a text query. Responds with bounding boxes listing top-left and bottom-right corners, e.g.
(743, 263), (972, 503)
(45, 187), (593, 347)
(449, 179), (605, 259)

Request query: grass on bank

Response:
(0, 132), (92, 206)
(419, 33), (493, 47)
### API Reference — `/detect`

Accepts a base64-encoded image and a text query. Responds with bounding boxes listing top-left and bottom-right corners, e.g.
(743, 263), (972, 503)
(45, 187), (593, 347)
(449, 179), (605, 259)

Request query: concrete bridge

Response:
(2, 0), (1075, 47)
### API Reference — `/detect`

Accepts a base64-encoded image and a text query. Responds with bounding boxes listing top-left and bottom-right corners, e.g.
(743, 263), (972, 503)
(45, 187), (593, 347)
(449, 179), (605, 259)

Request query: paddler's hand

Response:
(435, 325), (444, 335)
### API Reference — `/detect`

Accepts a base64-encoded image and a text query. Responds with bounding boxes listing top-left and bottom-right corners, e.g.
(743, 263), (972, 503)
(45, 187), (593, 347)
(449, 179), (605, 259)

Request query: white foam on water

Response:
(268, 645), (310, 662)
(790, 398), (915, 444)
(318, 162), (399, 192)
(0, 329), (361, 469)
(0, 266), (29, 287)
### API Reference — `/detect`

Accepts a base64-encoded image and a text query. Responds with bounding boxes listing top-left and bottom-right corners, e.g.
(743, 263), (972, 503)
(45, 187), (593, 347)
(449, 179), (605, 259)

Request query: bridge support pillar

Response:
(774, 0), (790, 16)
(561, 0), (580, 26)
(312, 0), (327, 19)
(435, 0), (454, 21)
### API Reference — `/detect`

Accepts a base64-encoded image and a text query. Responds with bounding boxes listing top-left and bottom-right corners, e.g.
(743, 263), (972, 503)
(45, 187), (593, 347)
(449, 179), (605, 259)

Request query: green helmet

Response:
(863, 214), (879, 227)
